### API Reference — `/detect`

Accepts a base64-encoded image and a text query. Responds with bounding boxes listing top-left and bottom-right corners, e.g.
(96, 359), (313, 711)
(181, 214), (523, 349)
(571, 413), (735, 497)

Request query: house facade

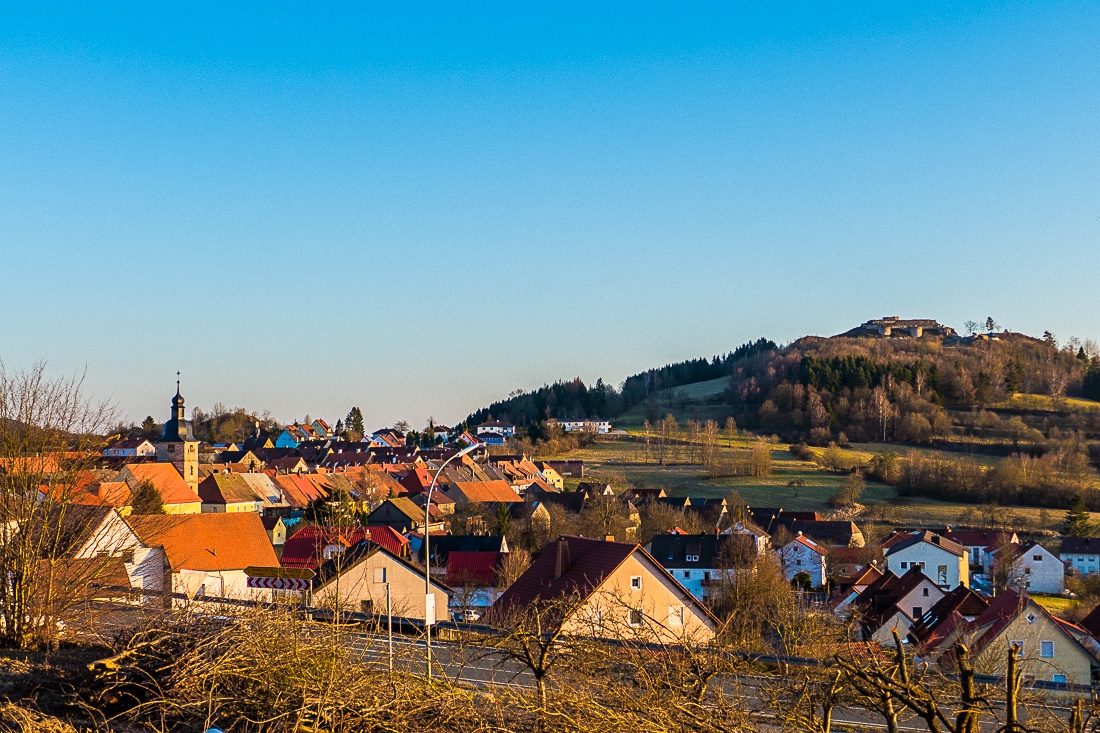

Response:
(1060, 537), (1100, 576)
(103, 438), (156, 458)
(309, 542), (450, 622)
(490, 536), (718, 644)
(125, 513), (279, 603)
(965, 591), (1100, 686)
(777, 534), (827, 588)
(885, 531), (969, 588)
(647, 532), (759, 600)
(1002, 542), (1065, 595)
(476, 420), (515, 438)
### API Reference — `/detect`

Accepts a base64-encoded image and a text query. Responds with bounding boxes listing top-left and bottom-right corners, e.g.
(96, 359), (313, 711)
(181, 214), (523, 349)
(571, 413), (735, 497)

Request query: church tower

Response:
(155, 375), (199, 491)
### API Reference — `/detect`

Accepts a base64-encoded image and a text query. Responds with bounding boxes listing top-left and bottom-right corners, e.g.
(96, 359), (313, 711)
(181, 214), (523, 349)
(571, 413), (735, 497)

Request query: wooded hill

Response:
(467, 328), (1100, 452)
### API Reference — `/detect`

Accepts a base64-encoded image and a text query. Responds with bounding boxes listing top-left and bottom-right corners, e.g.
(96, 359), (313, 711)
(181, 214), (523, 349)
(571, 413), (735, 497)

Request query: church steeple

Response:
(169, 372), (186, 423)
(156, 373), (199, 490)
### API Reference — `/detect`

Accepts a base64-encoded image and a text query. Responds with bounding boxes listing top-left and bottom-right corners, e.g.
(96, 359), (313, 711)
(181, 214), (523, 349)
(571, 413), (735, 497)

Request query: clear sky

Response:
(1, 2), (1098, 430)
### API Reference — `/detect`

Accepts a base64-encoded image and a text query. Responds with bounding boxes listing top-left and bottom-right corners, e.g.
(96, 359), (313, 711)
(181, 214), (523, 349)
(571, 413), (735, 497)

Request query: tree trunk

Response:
(955, 644), (979, 733)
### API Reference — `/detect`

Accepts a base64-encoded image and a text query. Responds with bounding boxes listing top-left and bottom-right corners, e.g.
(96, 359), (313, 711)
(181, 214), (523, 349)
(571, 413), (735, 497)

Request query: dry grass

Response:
(546, 438), (1065, 533)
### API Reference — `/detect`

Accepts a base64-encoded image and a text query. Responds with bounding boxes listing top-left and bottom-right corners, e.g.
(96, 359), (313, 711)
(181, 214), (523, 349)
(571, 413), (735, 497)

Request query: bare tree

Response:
(0, 361), (118, 649)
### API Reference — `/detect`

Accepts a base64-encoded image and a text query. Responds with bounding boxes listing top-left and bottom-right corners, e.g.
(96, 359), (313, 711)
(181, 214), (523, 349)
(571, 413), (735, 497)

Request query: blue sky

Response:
(1, 2), (1098, 429)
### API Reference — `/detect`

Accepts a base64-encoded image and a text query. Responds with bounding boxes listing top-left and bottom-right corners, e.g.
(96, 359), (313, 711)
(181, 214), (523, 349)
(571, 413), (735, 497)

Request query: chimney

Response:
(553, 538), (571, 579)
(604, 535), (615, 542)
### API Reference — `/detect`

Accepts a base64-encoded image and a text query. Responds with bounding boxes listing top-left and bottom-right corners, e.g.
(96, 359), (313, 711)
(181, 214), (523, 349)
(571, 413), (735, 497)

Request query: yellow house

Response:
(309, 542), (450, 622)
(954, 590), (1100, 687)
(536, 463), (565, 490)
(488, 536), (718, 645)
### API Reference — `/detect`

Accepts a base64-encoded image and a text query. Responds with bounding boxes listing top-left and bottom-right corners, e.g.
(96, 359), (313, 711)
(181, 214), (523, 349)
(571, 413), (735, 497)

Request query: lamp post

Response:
(424, 441), (480, 681)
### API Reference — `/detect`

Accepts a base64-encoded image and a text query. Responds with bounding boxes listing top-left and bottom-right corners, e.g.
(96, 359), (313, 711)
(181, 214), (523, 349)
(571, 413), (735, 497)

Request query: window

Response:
(900, 562), (908, 569)
(628, 609), (644, 626)
(922, 587), (929, 597)
(373, 567), (386, 584)
(668, 605), (684, 627)
(1041, 641), (1054, 659)
(121, 549), (135, 564)
(1053, 674), (1067, 684)
(683, 571), (690, 579)
(687, 554), (699, 562)
(630, 576), (642, 591)
(1033, 554), (1043, 562)
(937, 565), (948, 585)
(1011, 640), (1024, 658)
(912, 607), (923, 619)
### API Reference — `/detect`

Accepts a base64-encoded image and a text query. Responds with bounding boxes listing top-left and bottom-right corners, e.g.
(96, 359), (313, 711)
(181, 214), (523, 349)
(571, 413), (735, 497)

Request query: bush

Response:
(789, 442), (815, 461)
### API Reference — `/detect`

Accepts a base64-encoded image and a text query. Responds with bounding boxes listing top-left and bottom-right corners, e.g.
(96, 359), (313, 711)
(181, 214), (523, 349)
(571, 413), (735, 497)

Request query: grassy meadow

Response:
(548, 434), (1073, 535)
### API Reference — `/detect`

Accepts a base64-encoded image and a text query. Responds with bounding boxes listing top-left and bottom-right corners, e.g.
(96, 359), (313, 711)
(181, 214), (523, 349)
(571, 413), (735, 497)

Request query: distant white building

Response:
(777, 534), (827, 589)
(103, 438), (156, 458)
(1060, 538), (1100, 576)
(552, 419), (612, 434)
(476, 420), (515, 438)
(999, 542), (1064, 595)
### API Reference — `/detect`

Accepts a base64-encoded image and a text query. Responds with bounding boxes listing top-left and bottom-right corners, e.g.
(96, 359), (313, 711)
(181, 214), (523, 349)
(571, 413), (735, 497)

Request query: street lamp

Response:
(424, 441), (480, 681)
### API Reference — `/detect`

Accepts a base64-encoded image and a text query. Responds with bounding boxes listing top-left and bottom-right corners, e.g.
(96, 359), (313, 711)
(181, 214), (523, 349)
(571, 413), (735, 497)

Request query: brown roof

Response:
(125, 513), (278, 571)
(450, 480), (522, 504)
(119, 463), (201, 506)
(908, 585), (990, 652)
(197, 474), (262, 506)
(884, 531), (966, 559)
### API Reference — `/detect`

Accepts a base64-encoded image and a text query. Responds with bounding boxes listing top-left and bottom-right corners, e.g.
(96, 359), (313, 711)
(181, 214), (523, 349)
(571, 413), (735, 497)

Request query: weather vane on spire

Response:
(176, 371), (181, 392)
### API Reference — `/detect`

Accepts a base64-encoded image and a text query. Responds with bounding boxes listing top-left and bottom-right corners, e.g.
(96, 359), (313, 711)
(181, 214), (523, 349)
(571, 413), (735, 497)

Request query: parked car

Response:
(451, 609), (481, 623)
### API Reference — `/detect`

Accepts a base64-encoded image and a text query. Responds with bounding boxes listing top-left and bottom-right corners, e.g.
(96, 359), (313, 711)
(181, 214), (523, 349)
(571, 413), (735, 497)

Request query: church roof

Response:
(159, 385), (197, 443)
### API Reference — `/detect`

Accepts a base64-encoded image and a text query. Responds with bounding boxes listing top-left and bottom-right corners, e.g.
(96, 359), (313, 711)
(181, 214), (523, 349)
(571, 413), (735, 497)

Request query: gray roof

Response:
(885, 531), (966, 558)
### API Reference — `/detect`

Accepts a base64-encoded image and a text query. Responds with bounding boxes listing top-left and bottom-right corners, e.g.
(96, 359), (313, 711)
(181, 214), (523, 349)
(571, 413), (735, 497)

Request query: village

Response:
(48, 380), (1100, 702)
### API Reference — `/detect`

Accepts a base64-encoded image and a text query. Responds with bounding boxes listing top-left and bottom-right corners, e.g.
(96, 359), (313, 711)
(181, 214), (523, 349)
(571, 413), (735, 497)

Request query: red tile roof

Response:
(446, 551), (502, 587)
(281, 525), (368, 570)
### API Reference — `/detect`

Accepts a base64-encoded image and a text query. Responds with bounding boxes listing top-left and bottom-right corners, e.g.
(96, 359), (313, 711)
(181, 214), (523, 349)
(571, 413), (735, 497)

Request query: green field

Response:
(549, 437), (1074, 534)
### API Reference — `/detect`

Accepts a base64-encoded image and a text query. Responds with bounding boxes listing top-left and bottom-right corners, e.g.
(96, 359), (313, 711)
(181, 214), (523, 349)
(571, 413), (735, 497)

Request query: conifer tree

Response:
(1063, 494), (1093, 538)
(345, 406), (365, 437)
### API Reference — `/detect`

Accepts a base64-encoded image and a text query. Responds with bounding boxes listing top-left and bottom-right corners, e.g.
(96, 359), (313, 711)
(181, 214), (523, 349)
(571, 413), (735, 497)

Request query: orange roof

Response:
(125, 513), (278, 571)
(451, 480), (522, 504)
(119, 463), (201, 506)
(74, 481), (132, 507)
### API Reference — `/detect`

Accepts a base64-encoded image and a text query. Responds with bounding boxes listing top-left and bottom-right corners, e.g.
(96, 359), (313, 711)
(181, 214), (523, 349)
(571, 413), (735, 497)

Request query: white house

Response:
(943, 529), (1019, 574)
(647, 532), (761, 600)
(1060, 537), (1100, 576)
(554, 419), (612, 434)
(476, 420), (515, 438)
(777, 534), (827, 588)
(125, 513), (279, 603)
(1000, 542), (1064, 595)
(65, 506), (165, 600)
(884, 531), (969, 589)
(102, 438), (156, 459)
